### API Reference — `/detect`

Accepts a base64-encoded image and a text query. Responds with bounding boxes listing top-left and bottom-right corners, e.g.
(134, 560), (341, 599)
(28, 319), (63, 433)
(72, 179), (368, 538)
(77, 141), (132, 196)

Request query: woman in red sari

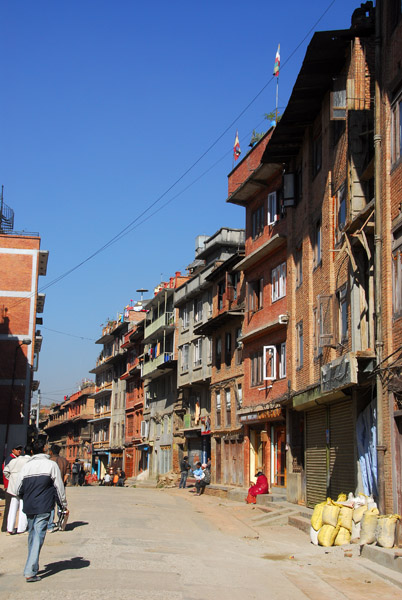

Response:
(246, 471), (269, 504)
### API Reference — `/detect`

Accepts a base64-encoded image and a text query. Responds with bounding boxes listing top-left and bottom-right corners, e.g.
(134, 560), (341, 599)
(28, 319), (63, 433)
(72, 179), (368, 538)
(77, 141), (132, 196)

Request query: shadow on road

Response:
(64, 520), (89, 531)
(39, 556), (90, 578)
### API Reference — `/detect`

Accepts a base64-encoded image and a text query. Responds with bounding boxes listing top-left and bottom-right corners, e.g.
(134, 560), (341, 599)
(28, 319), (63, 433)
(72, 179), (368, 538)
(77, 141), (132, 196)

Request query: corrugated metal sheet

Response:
(329, 400), (355, 498)
(305, 407), (327, 508)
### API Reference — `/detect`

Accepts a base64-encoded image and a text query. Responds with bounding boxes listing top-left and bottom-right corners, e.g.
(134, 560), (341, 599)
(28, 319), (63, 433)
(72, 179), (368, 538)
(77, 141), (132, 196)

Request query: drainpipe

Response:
(374, 0), (385, 513)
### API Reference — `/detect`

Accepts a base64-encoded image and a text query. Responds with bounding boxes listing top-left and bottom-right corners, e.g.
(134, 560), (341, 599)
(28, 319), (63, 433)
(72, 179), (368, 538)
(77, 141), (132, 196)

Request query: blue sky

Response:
(1, 0), (358, 404)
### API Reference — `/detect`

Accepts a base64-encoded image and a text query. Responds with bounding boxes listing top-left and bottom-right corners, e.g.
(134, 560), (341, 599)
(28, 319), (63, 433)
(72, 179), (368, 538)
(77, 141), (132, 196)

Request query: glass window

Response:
(313, 220), (322, 267)
(252, 204), (264, 239)
(391, 93), (402, 164)
(267, 191), (278, 225)
(296, 321), (303, 368)
(272, 263), (286, 302)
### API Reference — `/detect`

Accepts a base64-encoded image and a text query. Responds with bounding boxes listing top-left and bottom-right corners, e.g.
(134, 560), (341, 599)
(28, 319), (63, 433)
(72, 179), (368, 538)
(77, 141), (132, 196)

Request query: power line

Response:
(7, 0), (337, 307)
(41, 326), (95, 341)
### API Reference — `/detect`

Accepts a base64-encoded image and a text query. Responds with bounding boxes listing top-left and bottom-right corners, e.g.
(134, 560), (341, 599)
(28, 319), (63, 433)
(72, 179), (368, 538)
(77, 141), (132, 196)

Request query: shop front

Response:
(92, 449), (110, 479)
(240, 404), (286, 488)
(184, 430), (211, 468)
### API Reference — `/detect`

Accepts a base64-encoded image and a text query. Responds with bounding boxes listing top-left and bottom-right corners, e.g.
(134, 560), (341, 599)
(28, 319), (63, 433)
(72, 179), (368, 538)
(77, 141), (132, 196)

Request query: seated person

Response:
(194, 462), (211, 496)
(246, 471), (269, 504)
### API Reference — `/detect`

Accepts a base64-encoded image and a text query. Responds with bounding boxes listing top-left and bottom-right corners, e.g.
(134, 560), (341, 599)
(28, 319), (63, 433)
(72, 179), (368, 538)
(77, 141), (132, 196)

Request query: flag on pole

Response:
(234, 130), (241, 160)
(273, 44), (280, 77)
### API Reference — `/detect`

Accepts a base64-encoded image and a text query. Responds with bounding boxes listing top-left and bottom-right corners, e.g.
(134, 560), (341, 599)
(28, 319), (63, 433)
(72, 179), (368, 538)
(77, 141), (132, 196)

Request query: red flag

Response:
(234, 130), (241, 160)
(273, 44), (280, 77)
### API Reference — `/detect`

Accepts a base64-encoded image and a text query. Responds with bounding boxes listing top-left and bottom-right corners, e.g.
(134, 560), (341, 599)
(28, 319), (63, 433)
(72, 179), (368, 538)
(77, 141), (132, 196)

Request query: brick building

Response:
(258, 6), (377, 507)
(227, 130), (288, 491)
(64, 383), (95, 469)
(0, 197), (48, 459)
(185, 229), (245, 484)
(90, 307), (146, 476)
(141, 272), (189, 477)
(175, 228), (245, 474)
(121, 311), (147, 478)
(376, 0), (402, 514)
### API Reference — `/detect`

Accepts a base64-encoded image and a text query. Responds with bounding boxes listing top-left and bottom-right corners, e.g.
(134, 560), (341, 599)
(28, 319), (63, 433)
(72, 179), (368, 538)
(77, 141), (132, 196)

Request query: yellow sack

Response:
(334, 526), (351, 546)
(318, 524), (340, 547)
(376, 514), (401, 549)
(360, 508), (379, 545)
(338, 505), (353, 532)
(337, 493), (347, 503)
(353, 505), (367, 523)
(311, 501), (326, 531)
(322, 500), (340, 527)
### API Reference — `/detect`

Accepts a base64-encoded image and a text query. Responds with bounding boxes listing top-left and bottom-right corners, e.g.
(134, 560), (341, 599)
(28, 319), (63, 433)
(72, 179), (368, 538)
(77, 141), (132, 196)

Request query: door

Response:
(273, 425), (286, 487)
(250, 428), (264, 483)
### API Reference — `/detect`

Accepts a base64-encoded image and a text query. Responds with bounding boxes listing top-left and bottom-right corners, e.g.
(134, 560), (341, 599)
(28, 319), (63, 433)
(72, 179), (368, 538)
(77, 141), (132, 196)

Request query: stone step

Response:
(361, 544), (402, 575)
(257, 509), (302, 527)
(256, 494), (287, 506)
(288, 514), (311, 535)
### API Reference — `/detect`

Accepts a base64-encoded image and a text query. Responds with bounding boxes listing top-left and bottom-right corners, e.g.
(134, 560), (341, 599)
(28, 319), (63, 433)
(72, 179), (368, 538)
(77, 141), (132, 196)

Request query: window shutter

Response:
(318, 294), (334, 346)
(263, 345), (277, 381)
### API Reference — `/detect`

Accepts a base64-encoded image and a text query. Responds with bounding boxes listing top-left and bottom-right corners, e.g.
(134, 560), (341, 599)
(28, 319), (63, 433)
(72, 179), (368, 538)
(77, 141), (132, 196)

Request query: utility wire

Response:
(8, 0), (337, 306)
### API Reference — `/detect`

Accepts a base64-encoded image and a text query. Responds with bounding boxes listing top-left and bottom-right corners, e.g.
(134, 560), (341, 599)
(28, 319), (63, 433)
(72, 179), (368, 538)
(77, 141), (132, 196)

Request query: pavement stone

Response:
(0, 485), (401, 599)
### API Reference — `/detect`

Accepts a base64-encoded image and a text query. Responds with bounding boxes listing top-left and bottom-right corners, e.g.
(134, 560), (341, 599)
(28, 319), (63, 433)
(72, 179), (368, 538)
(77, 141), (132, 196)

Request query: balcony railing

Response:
(144, 312), (174, 339)
(92, 440), (110, 448)
(142, 352), (173, 378)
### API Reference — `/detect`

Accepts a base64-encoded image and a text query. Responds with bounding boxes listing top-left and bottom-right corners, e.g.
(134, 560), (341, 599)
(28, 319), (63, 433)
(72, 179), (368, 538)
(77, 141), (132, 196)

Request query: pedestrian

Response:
(245, 471), (269, 504)
(78, 464), (85, 486)
(16, 438), (68, 582)
(47, 444), (70, 532)
(3, 446), (31, 535)
(117, 469), (126, 487)
(71, 458), (80, 486)
(195, 462), (211, 496)
(179, 455), (191, 489)
(103, 471), (111, 486)
(1, 445), (23, 533)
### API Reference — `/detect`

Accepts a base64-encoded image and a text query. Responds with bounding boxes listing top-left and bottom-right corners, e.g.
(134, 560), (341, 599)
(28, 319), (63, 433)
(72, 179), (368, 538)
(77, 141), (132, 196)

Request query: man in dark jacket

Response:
(16, 439), (68, 582)
(179, 456), (190, 489)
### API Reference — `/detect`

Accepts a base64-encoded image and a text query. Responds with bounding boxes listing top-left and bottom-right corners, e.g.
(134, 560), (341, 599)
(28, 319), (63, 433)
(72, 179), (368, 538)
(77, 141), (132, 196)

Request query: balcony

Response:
(144, 312), (175, 342)
(92, 409), (111, 420)
(91, 383), (112, 399)
(142, 352), (175, 379)
(92, 440), (110, 449)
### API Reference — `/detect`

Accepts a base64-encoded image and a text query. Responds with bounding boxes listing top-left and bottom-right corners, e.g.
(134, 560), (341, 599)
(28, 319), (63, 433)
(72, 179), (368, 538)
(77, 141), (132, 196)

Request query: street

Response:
(0, 485), (401, 600)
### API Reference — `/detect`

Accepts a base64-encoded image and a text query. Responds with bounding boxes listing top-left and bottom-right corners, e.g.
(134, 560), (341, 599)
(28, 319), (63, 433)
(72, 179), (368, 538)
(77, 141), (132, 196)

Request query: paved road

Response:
(0, 485), (400, 599)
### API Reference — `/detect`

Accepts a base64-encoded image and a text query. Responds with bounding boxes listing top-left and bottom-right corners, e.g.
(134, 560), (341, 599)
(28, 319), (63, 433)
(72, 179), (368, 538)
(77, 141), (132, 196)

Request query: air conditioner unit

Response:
(279, 314), (289, 324)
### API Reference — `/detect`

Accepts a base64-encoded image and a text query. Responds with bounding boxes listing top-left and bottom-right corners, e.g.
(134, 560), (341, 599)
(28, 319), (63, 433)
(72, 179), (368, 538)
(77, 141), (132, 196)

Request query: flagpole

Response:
(275, 75), (279, 125)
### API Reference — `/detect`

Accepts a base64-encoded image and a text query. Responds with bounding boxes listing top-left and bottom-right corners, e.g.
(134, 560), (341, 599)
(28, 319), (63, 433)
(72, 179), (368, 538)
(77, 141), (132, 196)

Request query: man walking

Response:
(47, 444), (70, 532)
(16, 439), (68, 582)
(71, 458), (81, 486)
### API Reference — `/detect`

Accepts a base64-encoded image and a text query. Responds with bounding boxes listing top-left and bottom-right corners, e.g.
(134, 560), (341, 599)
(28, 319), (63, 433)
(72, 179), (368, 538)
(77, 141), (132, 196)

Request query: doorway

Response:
(271, 425), (286, 487)
(250, 428), (265, 484)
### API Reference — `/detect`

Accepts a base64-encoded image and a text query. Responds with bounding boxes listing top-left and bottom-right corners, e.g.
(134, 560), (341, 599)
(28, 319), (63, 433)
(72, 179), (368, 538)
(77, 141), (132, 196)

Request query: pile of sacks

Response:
(310, 492), (400, 548)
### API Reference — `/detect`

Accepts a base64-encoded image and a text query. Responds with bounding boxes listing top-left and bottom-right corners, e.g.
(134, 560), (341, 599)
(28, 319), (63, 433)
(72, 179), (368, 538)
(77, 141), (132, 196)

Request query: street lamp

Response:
(4, 337), (32, 454)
